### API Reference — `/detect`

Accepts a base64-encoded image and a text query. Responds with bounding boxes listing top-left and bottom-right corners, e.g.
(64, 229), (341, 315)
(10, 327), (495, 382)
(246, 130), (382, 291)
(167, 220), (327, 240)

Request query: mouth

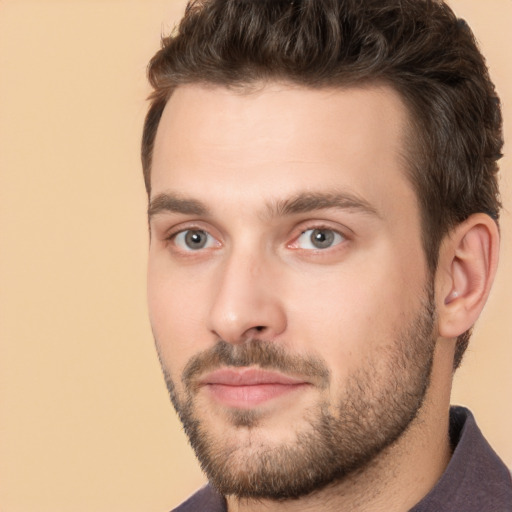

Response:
(198, 367), (311, 409)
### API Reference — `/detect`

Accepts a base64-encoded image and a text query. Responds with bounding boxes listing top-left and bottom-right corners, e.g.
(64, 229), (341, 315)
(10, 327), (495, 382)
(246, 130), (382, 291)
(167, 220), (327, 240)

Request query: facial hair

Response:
(158, 285), (437, 500)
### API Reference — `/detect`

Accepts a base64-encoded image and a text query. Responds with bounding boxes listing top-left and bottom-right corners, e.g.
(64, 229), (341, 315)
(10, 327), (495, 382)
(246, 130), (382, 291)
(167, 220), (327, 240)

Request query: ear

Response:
(436, 213), (500, 339)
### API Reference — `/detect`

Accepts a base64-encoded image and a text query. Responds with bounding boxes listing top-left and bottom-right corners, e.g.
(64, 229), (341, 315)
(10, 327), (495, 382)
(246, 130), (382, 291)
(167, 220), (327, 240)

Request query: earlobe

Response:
(437, 214), (499, 339)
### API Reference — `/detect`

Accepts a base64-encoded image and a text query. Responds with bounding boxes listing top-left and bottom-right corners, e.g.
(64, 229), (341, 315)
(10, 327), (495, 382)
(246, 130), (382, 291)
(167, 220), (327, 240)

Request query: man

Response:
(142, 0), (512, 510)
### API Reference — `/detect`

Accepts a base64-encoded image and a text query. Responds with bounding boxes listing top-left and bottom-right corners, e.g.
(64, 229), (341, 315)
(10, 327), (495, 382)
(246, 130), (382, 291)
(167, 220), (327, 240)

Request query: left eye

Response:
(173, 229), (216, 251)
(296, 228), (344, 250)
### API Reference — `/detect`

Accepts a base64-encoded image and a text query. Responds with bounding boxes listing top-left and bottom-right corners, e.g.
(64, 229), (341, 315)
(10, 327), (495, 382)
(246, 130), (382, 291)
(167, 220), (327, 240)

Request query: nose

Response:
(207, 249), (287, 344)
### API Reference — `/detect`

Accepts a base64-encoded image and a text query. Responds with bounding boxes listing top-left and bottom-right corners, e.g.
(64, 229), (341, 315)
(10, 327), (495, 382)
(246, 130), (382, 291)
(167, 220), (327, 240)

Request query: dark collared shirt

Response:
(172, 406), (512, 511)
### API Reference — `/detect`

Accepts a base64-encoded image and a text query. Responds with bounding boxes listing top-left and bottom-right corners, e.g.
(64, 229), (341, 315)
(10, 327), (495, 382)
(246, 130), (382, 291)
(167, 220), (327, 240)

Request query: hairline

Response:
(144, 77), (433, 262)
(145, 77), (423, 199)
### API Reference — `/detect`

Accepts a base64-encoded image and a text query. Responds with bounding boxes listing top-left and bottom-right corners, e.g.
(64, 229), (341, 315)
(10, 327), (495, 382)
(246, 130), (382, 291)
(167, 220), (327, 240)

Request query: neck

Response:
(227, 343), (454, 512)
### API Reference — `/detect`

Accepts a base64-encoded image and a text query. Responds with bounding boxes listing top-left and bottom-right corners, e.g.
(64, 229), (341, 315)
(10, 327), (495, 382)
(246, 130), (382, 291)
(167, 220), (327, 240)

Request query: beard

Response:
(158, 284), (437, 501)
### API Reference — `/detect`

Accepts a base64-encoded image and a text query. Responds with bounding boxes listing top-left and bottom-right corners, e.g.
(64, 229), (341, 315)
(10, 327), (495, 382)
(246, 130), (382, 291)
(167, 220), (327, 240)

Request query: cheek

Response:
(147, 258), (210, 376)
(284, 252), (426, 380)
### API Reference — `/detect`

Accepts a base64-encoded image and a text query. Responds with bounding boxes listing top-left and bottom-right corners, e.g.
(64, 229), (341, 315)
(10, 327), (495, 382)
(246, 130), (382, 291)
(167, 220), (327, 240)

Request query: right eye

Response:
(173, 229), (216, 251)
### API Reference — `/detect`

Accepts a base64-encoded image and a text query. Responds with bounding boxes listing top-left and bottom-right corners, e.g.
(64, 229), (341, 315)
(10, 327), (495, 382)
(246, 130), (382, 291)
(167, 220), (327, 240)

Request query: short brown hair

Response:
(142, 0), (503, 368)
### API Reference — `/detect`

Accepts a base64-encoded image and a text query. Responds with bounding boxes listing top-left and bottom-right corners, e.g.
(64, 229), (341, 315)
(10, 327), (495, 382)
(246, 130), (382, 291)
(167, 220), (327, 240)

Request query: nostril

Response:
(255, 326), (265, 332)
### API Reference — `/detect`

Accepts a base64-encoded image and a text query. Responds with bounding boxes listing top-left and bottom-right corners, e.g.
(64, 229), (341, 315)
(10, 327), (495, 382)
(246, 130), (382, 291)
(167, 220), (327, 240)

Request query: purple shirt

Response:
(172, 407), (512, 511)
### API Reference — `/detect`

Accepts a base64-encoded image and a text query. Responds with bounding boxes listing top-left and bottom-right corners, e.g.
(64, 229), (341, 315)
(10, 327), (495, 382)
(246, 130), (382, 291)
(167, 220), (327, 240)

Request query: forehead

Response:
(150, 82), (416, 218)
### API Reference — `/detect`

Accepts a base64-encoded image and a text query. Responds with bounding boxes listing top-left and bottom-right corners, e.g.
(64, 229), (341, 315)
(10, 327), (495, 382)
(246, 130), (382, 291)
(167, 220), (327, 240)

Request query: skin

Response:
(147, 83), (499, 511)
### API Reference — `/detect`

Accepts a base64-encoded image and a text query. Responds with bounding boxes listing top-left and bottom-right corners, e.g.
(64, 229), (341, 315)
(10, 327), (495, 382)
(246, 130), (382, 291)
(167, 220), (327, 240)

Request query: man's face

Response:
(147, 83), (437, 498)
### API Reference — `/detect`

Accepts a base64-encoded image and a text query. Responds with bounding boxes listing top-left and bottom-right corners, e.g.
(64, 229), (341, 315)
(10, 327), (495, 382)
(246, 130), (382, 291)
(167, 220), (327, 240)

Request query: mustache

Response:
(182, 339), (330, 390)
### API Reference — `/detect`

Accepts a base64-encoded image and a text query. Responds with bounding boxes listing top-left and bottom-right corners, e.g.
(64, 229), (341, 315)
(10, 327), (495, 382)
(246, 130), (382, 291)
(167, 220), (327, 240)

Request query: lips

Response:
(198, 367), (310, 408)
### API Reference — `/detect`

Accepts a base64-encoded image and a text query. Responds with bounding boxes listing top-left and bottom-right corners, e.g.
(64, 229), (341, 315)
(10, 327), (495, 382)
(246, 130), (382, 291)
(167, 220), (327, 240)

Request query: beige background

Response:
(0, 1), (510, 511)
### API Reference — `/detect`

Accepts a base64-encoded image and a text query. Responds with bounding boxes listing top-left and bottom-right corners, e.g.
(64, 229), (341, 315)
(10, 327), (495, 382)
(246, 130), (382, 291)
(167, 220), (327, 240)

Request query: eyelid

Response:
(287, 222), (351, 250)
(158, 219), (350, 254)
(164, 222), (222, 251)
(163, 220), (217, 239)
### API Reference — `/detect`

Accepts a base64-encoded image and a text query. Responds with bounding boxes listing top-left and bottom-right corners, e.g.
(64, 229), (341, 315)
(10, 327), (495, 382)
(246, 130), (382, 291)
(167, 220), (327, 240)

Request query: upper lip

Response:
(199, 367), (308, 386)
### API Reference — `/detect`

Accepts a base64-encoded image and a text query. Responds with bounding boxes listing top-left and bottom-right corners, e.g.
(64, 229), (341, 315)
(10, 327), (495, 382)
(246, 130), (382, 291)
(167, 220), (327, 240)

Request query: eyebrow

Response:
(148, 193), (209, 218)
(148, 190), (380, 221)
(268, 191), (380, 219)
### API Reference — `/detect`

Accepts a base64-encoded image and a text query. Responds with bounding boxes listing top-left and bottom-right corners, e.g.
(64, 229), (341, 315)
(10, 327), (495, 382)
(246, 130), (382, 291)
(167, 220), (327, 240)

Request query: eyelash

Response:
(163, 223), (350, 254)
(164, 224), (218, 250)
(288, 224), (348, 251)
